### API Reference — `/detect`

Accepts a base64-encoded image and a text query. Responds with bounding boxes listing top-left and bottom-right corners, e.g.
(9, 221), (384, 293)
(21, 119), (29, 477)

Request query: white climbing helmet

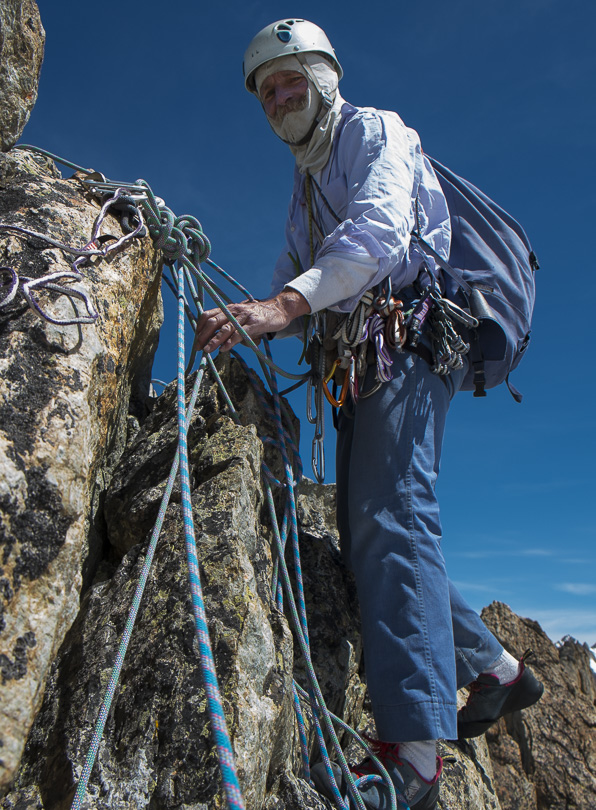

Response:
(243, 19), (343, 94)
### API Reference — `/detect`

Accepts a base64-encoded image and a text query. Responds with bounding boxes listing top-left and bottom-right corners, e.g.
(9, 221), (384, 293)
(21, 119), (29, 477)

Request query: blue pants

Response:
(336, 351), (503, 742)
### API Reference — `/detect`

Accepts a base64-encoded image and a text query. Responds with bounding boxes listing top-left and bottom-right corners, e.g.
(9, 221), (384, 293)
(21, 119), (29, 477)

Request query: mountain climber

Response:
(193, 19), (544, 810)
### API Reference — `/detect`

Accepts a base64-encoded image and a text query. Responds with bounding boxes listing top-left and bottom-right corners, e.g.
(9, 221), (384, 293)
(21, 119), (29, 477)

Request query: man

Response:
(194, 19), (543, 810)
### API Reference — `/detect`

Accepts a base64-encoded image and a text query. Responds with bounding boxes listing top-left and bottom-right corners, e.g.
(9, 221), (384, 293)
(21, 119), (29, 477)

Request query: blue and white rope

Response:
(175, 266), (245, 809)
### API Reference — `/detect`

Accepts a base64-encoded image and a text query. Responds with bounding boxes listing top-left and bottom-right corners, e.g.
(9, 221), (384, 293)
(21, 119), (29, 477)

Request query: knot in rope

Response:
(175, 214), (211, 263)
(143, 206), (211, 266)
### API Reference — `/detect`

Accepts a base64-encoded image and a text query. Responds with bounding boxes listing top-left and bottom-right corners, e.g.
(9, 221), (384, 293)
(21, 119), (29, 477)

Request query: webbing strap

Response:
(506, 375), (523, 403)
(411, 231), (473, 296)
(469, 331), (487, 398)
(403, 340), (434, 369)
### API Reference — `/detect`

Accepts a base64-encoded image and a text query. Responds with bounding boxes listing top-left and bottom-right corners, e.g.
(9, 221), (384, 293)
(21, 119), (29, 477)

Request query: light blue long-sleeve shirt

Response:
(270, 102), (451, 316)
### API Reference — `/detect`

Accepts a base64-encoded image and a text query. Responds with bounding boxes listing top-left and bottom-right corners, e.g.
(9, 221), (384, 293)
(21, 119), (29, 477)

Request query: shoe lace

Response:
(521, 648), (535, 664)
(350, 734), (404, 778)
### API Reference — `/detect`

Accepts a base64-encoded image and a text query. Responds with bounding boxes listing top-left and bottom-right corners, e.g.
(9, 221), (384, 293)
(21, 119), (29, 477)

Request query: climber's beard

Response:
(266, 88), (320, 146)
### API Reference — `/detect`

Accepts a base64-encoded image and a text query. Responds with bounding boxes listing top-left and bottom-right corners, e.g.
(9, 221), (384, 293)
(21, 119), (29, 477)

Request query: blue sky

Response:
(25, 1), (596, 645)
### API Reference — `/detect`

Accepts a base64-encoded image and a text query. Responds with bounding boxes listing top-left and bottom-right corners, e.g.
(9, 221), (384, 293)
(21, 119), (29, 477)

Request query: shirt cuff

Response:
(284, 253), (379, 313)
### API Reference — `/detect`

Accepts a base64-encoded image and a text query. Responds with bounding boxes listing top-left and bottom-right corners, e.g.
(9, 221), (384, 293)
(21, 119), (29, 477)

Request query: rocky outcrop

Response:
(1, 359), (338, 809)
(0, 0), (45, 151)
(1, 312), (594, 809)
(0, 147), (162, 792)
(482, 602), (596, 810)
(2, 356), (505, 810)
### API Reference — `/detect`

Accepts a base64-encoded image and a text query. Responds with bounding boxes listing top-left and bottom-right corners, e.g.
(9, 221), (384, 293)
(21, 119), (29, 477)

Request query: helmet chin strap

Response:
(295, 53), (334, 115)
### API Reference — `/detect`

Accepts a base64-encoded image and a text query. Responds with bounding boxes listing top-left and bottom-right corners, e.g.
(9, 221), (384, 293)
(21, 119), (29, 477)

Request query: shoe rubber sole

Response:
(411, 781), (440, 810)
(458, 667), (544, 738)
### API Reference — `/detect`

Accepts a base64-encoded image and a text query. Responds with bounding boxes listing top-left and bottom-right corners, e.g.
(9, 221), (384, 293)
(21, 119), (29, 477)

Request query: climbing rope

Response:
(7, 145), (402, 810)
(174, 266), (245, 809)
(70, 360), (208, 810)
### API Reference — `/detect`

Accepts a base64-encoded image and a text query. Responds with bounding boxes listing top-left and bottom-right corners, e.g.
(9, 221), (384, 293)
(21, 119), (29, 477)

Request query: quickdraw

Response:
(307, 272), (480, 447)
(306, 323), (326, 484)
(409, 275), (479, 376)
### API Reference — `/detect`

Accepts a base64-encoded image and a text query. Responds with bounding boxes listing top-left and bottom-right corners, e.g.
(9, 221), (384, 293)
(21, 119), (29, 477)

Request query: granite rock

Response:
(0, 148), (162, 793)
(0, 0), (45, 151)
(2, 360), (350, 808)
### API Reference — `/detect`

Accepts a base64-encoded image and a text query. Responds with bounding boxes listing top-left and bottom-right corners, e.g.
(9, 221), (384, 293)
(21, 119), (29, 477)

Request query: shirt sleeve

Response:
(287, 109), (421, 313)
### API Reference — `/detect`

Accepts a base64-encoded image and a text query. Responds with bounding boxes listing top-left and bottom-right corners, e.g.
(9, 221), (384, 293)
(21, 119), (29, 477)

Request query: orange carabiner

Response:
(322, 357), (351, 408)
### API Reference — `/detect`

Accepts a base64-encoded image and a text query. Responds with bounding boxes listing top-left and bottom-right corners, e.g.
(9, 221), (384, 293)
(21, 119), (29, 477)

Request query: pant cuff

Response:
(455, 632), (504, 689)
(373, 699), (458, 742)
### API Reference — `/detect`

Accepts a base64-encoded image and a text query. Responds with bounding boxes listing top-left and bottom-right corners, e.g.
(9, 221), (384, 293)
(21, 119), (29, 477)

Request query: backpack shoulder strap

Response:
(410, 230), (473, 296)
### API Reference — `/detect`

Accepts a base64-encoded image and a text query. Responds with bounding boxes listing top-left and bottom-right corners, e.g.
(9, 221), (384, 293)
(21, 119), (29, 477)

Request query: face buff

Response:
(255, 54), (345, 174)
(256, 56), (321, 145)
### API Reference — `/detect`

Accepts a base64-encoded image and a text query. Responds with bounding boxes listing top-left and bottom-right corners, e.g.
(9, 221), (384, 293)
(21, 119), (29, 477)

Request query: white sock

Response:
(399, 740), (437, 782)
(484, 649), (520, 684)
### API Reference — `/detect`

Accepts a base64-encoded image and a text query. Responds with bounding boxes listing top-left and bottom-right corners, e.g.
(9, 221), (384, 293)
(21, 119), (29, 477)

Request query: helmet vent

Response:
(275, 20), (301, 42)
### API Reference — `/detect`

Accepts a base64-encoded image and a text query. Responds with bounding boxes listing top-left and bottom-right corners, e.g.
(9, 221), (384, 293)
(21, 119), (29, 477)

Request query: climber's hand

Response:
(193, 290), (310, 354)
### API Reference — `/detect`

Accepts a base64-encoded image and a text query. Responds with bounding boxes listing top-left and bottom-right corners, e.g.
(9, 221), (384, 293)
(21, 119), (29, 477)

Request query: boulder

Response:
(0, 147), (162, 793)
(0, 0), (45, 151)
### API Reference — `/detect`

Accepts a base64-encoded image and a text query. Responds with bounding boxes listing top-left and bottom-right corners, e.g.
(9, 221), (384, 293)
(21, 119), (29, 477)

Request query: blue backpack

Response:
(413, 157), (539, 401)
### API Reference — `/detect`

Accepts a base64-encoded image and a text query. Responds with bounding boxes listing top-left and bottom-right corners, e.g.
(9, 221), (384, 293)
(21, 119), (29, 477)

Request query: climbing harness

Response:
(301, 170), (480, 445)
(8, 146), (400, 810)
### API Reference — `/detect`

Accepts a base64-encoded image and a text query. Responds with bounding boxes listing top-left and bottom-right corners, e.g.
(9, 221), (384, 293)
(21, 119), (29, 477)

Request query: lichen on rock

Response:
(0, 146), (163, 794)
(0, 0), (45, 152)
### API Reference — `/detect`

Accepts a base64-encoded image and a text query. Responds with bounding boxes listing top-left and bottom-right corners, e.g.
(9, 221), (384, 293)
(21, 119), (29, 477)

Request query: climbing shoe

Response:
(310, 742), (442, 809)
(457, 652), (544, 739)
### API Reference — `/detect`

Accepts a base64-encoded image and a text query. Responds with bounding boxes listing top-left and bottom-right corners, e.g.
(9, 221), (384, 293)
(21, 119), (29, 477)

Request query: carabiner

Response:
(311, 435), (325, 484)
(322, 356), (351, 408)
(373, 277), (393, 315)
(306, 372), (317, 424)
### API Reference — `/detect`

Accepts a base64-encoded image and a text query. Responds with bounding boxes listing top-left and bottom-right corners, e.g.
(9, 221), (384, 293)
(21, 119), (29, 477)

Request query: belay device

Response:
(413, 157), (539, 401)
